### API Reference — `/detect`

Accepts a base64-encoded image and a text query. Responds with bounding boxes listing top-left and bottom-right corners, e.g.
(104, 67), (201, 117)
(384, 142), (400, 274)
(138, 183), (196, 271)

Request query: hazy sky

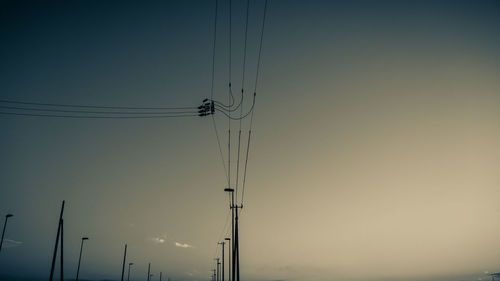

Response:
(1, 1), (500, 281)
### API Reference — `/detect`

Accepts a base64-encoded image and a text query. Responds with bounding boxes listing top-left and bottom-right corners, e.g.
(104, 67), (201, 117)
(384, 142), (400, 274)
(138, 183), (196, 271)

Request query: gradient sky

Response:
(1, 1), (500, 281)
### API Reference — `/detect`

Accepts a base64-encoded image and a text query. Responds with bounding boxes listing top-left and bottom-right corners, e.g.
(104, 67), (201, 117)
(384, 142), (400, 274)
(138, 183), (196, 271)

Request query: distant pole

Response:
(218, 258), (221, 281)
(224, 238), (231, 281)
(218, 242), (225, 281)
(75, 237), (89, 281)
(127, 263), (133, 281)
(0, 213), (13, 253)
(121, 244), (127, 281)
(160, 271), (162, 281)
(147, 263), (151, 281)
(49, 200), (65, 281)
(212, 269), (216, 281)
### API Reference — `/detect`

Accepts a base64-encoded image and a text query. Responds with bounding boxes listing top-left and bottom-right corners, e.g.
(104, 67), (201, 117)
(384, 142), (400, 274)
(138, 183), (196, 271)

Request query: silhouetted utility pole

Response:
(0, 213), (13, 253)
(75, 236), (89, 281)
(127, 263), (133, 281)
(223, 188), (235, 281)
(218, 242), (225, 281)
(224, 237), (231, 281)
(160, 271), (162, 281)
(121, 244), (127, 281)
(49, 200), (65, 281)
(214, 258), (220, 281)
(212, 269), (216, 281)
(231, 204), (242, 281)
(147, 263), (151, 281)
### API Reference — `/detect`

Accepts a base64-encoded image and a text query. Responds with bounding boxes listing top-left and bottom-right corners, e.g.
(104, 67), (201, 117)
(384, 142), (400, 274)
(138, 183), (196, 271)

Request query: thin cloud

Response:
(151, 236), (166, 244)
(3, 239), (22, 248)
(175, 242), (193, 248)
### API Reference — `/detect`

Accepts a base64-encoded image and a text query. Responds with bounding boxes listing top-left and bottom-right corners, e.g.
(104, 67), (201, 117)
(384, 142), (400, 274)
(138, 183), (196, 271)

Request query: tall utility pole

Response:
(223, 188), (235, 281)
(231, 204), (242, 281)
(224, 238), (231, 281)
(49, 200), (65, 281)
(0, 213), (13, 253)
(121, 244), (127, 281)
(218, 242), (225, 281)
(75, 237), (89, 281)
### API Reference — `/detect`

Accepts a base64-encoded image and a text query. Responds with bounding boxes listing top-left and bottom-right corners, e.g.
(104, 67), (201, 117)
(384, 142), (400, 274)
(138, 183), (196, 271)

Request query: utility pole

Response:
(212, 269), (216, 281)
(223, 188), (235, 281)
(214, 258), (220, 281)
(121, 244), (127, 281)
(49, 200), (65, 281)
(147, 263), (151, 281)
(127, 263), (134, 281)
(75, 237), (89, 281)
(0, 213), (13, 253)
(160, 271), (162, 281)
(224, 238), (231, 281)
(218, 242), (225, 281)
(230, 204), (242, 281)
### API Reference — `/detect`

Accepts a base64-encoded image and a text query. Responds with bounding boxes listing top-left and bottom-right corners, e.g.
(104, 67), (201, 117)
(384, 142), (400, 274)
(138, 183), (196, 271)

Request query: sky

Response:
(0, 1), (500, 281)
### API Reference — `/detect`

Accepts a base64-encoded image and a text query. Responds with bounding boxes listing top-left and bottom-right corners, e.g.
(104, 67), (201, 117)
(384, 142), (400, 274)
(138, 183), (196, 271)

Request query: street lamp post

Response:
(147, 263), (151, 281)
(75, 237), (89, 281)
(218, 242), (225, 281)
(224, 238), (231, 281)
(127, 263), (133, 281)
(0, 214), (13, 253)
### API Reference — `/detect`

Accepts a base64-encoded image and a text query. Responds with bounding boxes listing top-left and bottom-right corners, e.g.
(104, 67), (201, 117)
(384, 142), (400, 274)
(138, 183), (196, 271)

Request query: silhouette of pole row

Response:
(0, 200), (173, 281)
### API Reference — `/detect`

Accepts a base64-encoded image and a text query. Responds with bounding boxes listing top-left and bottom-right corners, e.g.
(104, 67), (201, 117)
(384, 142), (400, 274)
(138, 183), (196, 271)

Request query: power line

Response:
(0, 112), (198, 119)
(235, 0), (251, 202)
(211, 117), (229, 186)
(0, 99), (197, 110)
(214, 94), (255, 121)
(241, 0), (269, 206)
(228, 0), (233, 192)
(252, 0), (269, 97)
(0, 105), (196, 115)
(209, 0), (229, 186)
(240, 0), (251, 92)
(210, 0), (219, 101)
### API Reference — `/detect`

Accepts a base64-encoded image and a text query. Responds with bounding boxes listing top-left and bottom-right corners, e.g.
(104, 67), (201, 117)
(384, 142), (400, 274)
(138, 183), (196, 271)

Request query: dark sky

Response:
(1, 1), (500, 281)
